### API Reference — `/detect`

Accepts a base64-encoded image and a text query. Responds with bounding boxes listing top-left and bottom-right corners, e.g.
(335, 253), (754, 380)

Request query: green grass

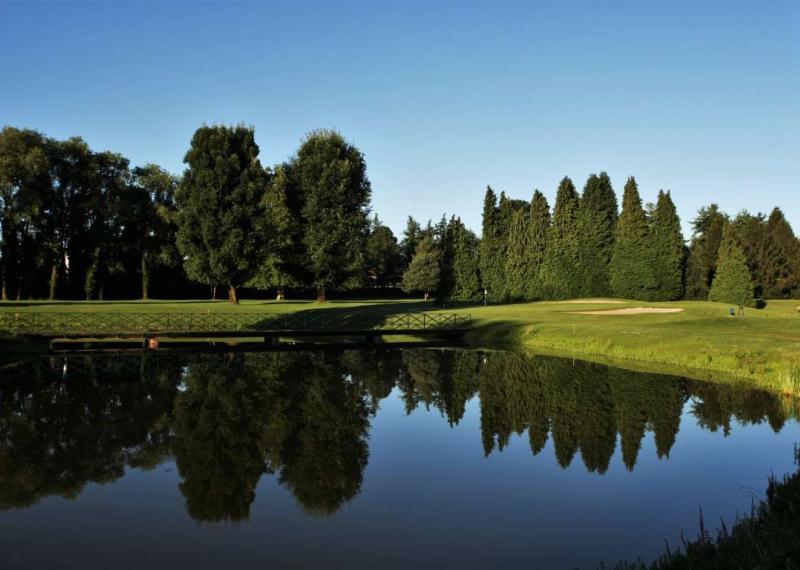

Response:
(443, 298), (800, 395)
(3, 296), (800, 395)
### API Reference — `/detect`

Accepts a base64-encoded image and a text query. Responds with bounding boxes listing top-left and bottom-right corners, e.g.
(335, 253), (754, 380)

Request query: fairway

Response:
(3, 297), (800, 395)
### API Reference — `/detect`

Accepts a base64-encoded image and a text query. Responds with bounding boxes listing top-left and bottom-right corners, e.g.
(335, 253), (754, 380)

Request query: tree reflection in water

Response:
(0, 348), (796, 521)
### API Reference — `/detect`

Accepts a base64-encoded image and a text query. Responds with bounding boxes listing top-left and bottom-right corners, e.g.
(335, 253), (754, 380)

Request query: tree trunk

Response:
(141, 257), (150, 300)
(1, 277), (6, 302)
(98, 282), (104, 301)
(211, 285), (217, 300)
(228, 285), (239, 304)
(49, 263), (58, 300)
(316, 284), (326, 303)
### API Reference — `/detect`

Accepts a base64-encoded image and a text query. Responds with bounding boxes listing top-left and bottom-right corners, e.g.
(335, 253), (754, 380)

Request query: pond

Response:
(0, 348), (797, 569)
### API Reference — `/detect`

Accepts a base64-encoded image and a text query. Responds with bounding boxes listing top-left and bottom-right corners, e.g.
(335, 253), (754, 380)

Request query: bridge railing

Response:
(0, 312), (471, 336)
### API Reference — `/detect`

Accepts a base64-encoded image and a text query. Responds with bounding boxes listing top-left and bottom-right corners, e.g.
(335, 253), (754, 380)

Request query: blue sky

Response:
(1, 1), (798, 238)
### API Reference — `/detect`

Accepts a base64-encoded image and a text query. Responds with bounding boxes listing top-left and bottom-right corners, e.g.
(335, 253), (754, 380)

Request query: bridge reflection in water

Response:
(0, 348), (795, 523)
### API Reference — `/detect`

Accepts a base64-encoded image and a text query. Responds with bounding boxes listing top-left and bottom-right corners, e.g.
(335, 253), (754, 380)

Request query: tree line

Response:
(2, 124), (798, 304)
(444, 174), (799, 306)
(0, 125), (387, 302)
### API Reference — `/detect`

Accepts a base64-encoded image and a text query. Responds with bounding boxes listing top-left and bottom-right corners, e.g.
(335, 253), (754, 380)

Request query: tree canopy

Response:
(709, 225), (755, 307)
(401, 237), (441, 300)
(176, 124), (270, 303)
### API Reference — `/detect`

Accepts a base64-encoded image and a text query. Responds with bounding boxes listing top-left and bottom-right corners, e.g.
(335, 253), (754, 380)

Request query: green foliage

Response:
(131, 164), (180, 299)
(478, 186), (504, 301)
(762, 208), (800, 298)
(576, 172), (618, 297)
(648, 190), (685, 301)
(444, 217), (481, 301)
(399, 215), (422, 273)
(610, 177), (655, 300)
(176, 124), (270, 301)
(401, 236), (441, 298)
(366, 216), (401, 287)
(245, 164), (297, 294)
(539, 177), (581, 299)
(526, 190), (551, 299)
(0, 127), (51, 301)
(288, 130), (372, 295)
(504, 208), (532, 301)
(728, 210), (768, 298)
(708, 225), (755, 307)
(686, 204), (726, 300)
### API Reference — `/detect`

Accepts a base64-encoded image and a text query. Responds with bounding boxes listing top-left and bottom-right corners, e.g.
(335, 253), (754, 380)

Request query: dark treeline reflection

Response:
(0, 349), (796, 521)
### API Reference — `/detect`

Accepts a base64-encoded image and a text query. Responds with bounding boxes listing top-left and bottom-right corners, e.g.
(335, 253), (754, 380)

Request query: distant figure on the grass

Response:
(738, 305), (745, 317)
(729, 307), (735, 317)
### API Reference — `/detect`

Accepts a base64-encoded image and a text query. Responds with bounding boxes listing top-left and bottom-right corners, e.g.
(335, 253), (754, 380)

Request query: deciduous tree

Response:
(176, 124), (269, 303)
(286, 130), (371, 301)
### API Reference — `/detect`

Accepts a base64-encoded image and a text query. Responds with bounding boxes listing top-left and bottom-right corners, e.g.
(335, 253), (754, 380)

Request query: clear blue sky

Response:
(1, 1), (798, 238)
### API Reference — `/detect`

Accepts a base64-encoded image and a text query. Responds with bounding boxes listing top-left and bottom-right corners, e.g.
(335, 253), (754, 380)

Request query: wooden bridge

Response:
(0, 311), (471, 348)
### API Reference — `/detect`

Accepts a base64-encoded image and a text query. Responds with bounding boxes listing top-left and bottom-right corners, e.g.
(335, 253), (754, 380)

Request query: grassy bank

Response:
(446, 299), (800, 396)
(2, 297), (800, 395)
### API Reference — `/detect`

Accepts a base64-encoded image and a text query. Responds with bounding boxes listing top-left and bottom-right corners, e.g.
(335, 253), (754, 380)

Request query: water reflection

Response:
(0, 349), (796, 521)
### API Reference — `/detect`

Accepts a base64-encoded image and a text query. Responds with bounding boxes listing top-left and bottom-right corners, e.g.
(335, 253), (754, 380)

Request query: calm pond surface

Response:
(0, 347), (798, 569)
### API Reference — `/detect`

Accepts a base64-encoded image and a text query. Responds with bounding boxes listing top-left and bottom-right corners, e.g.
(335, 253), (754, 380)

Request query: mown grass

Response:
(444, 299), (800, 396)
(2, 297), (800, 395)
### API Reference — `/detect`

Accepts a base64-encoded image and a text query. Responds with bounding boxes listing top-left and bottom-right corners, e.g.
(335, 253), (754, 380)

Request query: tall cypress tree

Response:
(399, 216), (422, 273)
(609, 177), (654, 300)
(576, 172), (618, 297)
(504, 208), (531, 301)
(526, 190), (551, 300)
(709, 226), (755, 307)
(685, 204), (726, 300)
(648, 190), (685, 300)
(762, 208), (800, 298)
(448, 217), (481, 301)
(478, 187), (503, 302)
(539, 177), (581, 299)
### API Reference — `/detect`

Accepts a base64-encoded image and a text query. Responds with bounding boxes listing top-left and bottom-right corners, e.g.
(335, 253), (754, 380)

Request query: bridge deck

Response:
(0, 312), (471, 341)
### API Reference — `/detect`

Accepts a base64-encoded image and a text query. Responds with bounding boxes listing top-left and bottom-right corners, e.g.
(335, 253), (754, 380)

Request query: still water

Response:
(0, 348), (797, 569)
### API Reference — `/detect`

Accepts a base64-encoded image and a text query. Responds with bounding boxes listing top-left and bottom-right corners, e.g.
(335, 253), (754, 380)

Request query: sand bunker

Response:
(557, 299), (625, 304)
(572, 307), (685, 315)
